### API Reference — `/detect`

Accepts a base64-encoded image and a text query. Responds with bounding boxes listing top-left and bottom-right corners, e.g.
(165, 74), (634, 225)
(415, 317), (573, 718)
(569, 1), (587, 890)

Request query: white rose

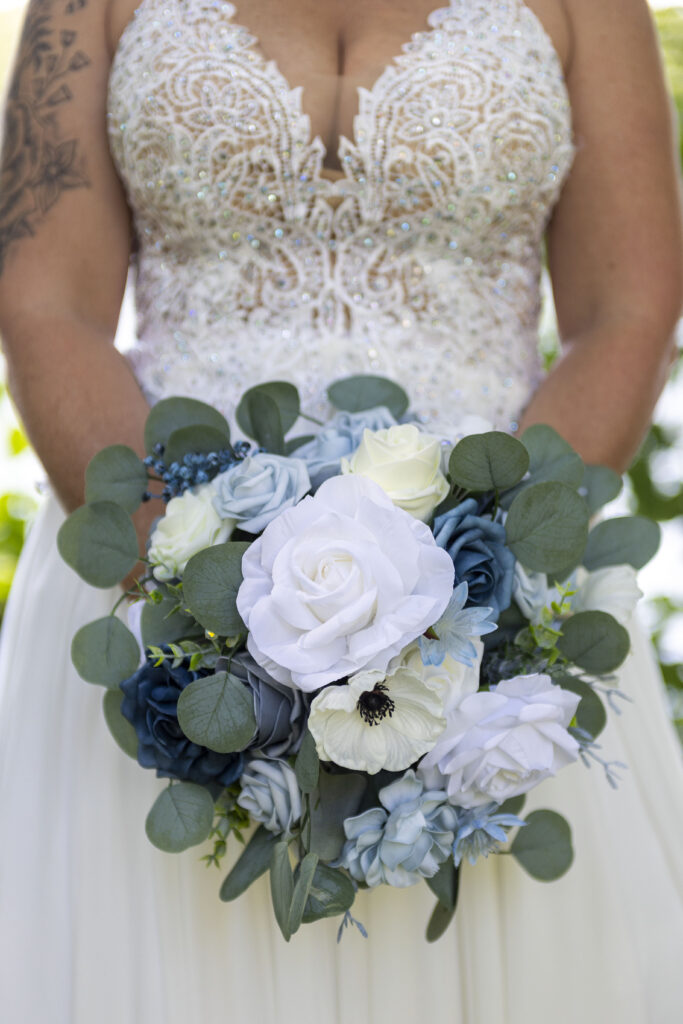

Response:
(236, 475), (454, 691)
(308, 642), (480, 774)
(418, 673), (580, 807)
(342, 424), (449, 522)
(572, 564), (642, 626)
(512, 562), (551, 622)
(148, 485), (235, 581)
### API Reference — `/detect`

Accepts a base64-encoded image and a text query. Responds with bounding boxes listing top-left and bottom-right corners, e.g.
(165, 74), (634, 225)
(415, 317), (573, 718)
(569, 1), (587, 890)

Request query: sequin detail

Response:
(107, 0), (575, 436)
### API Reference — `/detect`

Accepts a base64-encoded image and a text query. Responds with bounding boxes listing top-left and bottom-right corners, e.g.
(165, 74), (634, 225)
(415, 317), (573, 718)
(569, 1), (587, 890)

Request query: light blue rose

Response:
(292, 407), (397, 488)
(212, 453), (310, 533)
(337, 770), (457, 888)
(236, 758), (302, 837)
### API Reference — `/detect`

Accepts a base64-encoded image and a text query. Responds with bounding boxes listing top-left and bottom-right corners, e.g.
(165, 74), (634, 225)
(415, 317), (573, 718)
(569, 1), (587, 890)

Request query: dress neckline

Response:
(109, 0), (570, 184)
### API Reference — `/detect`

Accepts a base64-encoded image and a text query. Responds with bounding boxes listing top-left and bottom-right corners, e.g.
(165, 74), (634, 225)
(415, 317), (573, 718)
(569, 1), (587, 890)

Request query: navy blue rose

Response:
(120, 659), (244, 787)
(433, 498), (515, 616)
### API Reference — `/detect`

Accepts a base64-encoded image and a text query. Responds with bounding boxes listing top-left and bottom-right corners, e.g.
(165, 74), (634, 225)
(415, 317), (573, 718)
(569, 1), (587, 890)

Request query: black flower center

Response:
(357, 683), (395, 726)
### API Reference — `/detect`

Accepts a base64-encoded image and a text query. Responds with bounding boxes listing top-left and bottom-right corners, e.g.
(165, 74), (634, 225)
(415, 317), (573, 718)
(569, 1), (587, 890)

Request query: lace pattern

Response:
(107, 0), (575, 436)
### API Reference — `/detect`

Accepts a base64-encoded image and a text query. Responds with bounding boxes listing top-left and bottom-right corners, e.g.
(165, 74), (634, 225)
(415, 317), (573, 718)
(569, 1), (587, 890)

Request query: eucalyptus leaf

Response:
(510, 809), (573, 881)
(557, 610), (630, 675)
(140, 589), (199, 647)
(307, 771), (367, 860)
(301, 863), (356, 923)
(425, 858), (458, 911)
(102, 688), (138, 760)
(448, 432), (529, 493)
(582, 516), (661, 571)
(288, 852), (319, 935)
(57, 502), (139, 588)
(554, 674), (607, 738)
(236, 382), (300, 439)
(144, 397), (230, 454)
(294, 730), (320, 795)
(176, 671), (256, 753)
(426, 898), (457, 943)
(84, 445), (148, 513)
(243, 391), (285, 454)
(497, 794), (526, 817)
(327, 375), (409, 419)
(164, 425), (231, 466)
(505, 482), (589, 573)
(71, 616), (141, 687)
(145, 782), (214, 853)
(580, 464), (623, 516)
(521, 424), (584, 488)
(182, 541), (250, 636)
(220, 825), (279, 901)
(284, 435), (315, 455)
(270, 841), (295, 940)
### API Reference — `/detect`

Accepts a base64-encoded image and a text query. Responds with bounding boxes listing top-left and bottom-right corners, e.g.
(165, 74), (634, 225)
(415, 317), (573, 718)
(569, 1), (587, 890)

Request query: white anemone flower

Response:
(308, 643), (477, 774)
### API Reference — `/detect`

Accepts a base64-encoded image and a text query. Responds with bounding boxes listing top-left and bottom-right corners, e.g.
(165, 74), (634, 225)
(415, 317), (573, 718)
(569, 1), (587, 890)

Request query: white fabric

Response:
(2, 0), (683, 1019)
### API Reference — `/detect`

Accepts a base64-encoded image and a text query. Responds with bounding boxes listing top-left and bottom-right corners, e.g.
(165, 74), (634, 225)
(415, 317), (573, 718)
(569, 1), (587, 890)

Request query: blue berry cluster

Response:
(143, 441), (251, 502)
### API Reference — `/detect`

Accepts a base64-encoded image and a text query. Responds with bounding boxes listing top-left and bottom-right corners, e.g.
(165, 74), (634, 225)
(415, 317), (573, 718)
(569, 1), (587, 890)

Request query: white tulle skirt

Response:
(1, 493), (683, 1024)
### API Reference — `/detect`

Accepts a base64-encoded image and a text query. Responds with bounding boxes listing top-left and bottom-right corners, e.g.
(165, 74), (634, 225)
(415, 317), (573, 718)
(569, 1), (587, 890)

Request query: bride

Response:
(1, 0), (682, 1020)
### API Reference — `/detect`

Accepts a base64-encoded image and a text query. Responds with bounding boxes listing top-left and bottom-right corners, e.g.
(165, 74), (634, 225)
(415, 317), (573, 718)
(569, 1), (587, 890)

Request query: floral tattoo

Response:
(0, 0), (90, 276)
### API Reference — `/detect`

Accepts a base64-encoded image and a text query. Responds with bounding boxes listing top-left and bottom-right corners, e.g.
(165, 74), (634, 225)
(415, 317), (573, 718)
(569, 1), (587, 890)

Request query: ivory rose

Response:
(342, 423), (449, 522)
(148, 485), (234, 581)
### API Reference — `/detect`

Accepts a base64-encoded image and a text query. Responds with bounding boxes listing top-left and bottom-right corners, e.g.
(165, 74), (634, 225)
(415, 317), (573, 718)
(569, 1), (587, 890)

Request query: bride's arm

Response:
(519, 0), (683, 472)
(0, 0), (155, 541)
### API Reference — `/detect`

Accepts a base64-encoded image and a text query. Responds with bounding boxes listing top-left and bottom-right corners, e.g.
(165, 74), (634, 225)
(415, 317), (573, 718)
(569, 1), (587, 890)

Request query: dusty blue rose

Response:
(219, 651), (311, 758)
(337, 770), (456, 887)
(237, 758), (302, 836)
(433, 498), (515, 616)
(292, 407), (397, 488)
(212, 453), (310, 533)
(120, 658), (244, 787)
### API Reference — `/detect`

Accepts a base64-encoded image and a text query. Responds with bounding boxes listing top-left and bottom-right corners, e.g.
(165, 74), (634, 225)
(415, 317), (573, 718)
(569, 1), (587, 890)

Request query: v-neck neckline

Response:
(110, 0), (568, 182)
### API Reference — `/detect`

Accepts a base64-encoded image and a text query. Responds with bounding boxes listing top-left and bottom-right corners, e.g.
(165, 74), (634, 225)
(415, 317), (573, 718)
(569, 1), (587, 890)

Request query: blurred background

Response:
(0, 0), (682, 741)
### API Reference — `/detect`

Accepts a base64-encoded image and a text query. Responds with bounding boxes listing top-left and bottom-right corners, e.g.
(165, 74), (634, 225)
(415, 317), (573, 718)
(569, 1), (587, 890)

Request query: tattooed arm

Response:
(0, 0), (156, 547)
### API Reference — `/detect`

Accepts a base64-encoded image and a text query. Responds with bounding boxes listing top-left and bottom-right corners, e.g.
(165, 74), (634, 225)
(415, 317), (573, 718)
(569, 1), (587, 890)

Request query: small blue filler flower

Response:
(419, 581), (498, 667)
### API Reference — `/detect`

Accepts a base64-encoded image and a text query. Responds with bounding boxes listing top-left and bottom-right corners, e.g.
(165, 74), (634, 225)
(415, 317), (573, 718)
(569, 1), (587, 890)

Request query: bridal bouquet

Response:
(58, 376), (658, 941)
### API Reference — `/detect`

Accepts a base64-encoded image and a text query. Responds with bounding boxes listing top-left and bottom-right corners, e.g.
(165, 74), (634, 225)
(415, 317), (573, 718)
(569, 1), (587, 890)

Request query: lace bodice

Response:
(107, 0), (574, 436)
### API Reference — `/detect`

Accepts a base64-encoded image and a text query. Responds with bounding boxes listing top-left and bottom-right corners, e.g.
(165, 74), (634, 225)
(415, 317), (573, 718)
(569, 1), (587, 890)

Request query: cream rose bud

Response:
(148, 485), (235, 581)
(342, 424), (449, 522)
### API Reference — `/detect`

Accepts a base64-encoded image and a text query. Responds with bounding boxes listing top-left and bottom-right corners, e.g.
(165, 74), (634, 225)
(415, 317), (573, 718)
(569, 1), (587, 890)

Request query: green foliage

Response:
(220, 825), (279, 901)
(71, 615), (141, 687)
(426, 898), (458, 943)
(201, 783), (251, 869)
(306, 770), (367, 861)
(288, 852), (320, 936)
(140, 587), (199, 647)
(143, 397), (230, 454)
(425, 858), (459, 912)
(57, 502), (139, 587)
(505, 481), (589, 573)
(583, 516), (661, 571)
(270, 841), (296, 940)
(327, 374), (409, 419)
(176, 671), (256, 753)
(0, 492), (37, 618)
(145, 782), (215, 853)
(236, 382), (301, 443)
(84, 445), (148, 513)
(182, 541), (250, 635)
(294, 729), (320, 795)
(447, 431), (529, 492)
(164, 425), (232, 466)
(102, 688), (139, 760)
(510, 809), (573, 881)
(554, 674), (607, 740)
(300, 862), (356, 924)
(557, 610), (630, 675)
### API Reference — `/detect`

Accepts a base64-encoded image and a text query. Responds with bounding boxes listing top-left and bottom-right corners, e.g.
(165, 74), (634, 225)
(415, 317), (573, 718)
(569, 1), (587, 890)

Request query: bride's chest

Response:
(106, 0), (575, 242)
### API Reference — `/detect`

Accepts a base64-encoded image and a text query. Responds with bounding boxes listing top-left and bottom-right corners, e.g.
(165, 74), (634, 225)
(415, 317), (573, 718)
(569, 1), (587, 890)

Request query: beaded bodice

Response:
(107, 0), (574, 436)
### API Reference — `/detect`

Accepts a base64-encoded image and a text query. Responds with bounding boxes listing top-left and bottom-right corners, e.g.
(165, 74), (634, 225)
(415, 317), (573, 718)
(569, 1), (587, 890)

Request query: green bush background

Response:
(0, 5), (682, 739)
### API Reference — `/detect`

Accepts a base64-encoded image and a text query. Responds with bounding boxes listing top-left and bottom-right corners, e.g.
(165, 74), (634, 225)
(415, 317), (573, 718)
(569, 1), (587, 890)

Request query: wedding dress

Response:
(1, 0), (682, 1020)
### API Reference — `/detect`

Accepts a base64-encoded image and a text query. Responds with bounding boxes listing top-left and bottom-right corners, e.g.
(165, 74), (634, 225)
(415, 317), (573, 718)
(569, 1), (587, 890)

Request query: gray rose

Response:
(212, 453), (310, 533)
(237, 758), (302, 836)
(221, 650), (310, 758)
(292, 407), (397, 488)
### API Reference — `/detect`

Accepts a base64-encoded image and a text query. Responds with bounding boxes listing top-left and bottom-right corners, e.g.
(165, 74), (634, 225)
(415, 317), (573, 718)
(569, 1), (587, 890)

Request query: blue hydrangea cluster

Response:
(143, 441), (252, 502)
